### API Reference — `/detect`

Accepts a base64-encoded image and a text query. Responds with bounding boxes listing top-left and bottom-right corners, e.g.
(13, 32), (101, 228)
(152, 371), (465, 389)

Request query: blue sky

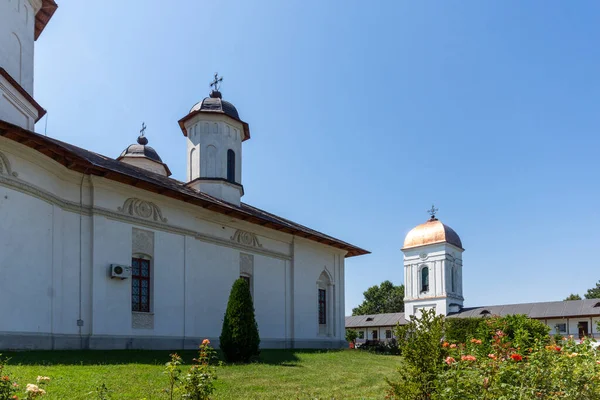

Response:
(34, 1), (600, 315)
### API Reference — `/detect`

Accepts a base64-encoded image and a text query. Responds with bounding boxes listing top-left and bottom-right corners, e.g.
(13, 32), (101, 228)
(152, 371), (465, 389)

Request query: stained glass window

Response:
(318, 289), (326, 325)
(132, 258), (150, 312)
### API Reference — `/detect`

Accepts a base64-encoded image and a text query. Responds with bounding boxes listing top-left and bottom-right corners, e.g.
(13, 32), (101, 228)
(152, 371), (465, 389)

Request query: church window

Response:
(421, 267), (429, 293)
(372, 330), (378, 340)
(358, 331), (364, 339)
(227, 149), (235, 183)
(386, 330), (392, 339)
(131, 257), (151, 312)
(555, 323), (567, 333)
(318, 289), (327, 324)
(451, 266), (456, 293)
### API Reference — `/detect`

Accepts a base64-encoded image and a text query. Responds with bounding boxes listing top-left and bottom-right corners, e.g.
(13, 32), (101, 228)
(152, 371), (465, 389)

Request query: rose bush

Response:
(387, 312), (600, 400)
(435, 334), (600, 399)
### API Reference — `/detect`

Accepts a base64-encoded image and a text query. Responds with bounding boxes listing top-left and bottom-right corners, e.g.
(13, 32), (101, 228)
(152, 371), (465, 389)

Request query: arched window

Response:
(227, 149), (235, 183)
(451, 266), (456, 293)
(317, 270), (333, 336)
(421, 267), (429, 293)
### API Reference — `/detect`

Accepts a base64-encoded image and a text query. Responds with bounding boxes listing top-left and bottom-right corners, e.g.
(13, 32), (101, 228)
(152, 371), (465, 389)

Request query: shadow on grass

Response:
(2, 349), (344, 367)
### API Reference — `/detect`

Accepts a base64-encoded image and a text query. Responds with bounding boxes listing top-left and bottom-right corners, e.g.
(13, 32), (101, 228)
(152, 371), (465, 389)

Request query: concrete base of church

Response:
(0, 332), (346, 351)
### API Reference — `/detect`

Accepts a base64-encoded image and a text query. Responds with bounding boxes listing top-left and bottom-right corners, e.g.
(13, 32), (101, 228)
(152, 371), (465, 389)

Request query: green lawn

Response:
(2, 349), (398, 399)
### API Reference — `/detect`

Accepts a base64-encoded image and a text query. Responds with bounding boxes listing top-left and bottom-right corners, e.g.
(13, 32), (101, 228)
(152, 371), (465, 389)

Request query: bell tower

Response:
(402, 206), (465, 318)
(0, 0), (57, 130)
(178, 74), (250, 206)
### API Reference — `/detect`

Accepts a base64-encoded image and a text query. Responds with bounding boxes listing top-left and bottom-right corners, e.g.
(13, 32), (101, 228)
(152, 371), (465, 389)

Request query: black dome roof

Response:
(189, 91), (240, 120)
(119, 135), (163, 163)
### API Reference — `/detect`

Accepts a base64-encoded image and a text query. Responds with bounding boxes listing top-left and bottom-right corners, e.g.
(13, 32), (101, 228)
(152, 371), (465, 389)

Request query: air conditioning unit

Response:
(110, 264), (131, 280)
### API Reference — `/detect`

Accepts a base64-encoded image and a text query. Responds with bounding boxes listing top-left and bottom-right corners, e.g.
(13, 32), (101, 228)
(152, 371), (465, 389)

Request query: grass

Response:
(2, 349), (399, 399)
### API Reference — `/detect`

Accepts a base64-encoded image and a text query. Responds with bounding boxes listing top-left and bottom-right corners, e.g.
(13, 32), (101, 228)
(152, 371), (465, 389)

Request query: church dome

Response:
(119, 134), (163, 163)
(189, 90), (240, 120)
(403, 216), (463, 250)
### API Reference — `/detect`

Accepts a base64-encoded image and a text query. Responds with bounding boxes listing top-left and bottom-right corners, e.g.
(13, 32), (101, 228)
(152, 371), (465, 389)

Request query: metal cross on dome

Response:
(210, 73), (223, 92)
(140, 122), (147, 136)
(427, 205), (439, 219)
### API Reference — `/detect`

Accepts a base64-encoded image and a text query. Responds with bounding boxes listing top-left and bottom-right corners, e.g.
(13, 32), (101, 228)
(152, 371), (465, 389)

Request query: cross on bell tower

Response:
(210, 73), (223, 98)
(427, 205), (439, 220)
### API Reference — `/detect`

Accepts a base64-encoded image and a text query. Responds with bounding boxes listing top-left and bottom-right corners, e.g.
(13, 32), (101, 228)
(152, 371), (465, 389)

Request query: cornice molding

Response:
(0, 174), (291, 261)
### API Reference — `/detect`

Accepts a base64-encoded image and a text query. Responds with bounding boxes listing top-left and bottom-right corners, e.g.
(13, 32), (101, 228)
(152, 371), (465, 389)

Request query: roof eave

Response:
(178, 110), (251, 141)
(0, 68), (46, 122)
(34, 0), (58, 41)
(0, 120), (367, 258)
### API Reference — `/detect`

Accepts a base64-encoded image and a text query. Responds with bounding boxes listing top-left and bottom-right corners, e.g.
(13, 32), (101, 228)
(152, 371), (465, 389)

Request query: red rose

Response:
(511, 354), (523, 362)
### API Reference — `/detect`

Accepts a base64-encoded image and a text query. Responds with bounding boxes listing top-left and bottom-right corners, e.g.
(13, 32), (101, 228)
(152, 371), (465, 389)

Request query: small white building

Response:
(346, 212), (600, 340)
(0, 1), (369, 350)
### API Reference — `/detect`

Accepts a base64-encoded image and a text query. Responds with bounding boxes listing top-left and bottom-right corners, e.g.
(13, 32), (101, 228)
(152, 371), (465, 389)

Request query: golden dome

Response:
(402, 217), (463, 250)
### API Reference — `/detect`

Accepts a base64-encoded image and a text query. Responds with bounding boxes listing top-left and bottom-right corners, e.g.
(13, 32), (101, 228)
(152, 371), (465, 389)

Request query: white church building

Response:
(346, 211), (600, 343)
(0, 1), (369, 350)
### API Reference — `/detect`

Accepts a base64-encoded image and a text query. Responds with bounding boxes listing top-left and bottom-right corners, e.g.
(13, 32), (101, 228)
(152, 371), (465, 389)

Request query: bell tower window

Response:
(227, 149), (235, 183)
(421, 267), (429, 293)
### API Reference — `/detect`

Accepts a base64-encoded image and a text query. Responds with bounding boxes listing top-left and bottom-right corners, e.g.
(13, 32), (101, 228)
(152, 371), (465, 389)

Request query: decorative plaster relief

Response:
(231, 229), (262, 248)
(240, 253), (254, 276)
(132, 312), (154, 330)
(0, 151), (18, 177)
(118, 198), (167, 222)
(132, 228), (154, 257)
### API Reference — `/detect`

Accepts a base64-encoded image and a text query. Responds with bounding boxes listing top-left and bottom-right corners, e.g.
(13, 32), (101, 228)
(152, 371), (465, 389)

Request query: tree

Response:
(219, 278), (260, 363)
(352, 281), (404, 316)
(564, 293), (582, 301)
(386, 308), (446, 400)
(345, 329), (358, 346)
(584, 280), (600, 299)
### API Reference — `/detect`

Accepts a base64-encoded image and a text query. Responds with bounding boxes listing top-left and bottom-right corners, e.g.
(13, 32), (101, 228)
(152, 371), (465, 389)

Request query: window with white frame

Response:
(555, 323), (567, 333)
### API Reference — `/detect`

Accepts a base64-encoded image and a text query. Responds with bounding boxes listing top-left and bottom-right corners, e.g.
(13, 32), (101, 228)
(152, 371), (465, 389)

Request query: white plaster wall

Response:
(0, 0), (36, 94)
(292, 238), (345, 343)
(544, 317), (600, 338)
(0, 186), (89, 337)
(184, 238), (239, 339)
(403, 243), (464, 317)
(0, 81), (37, 130)
(152, 230), (185, 336)
(90, 216), (133, 336)
(253, 254), (287, 340)
(185, 114), (244, 204)
(0, 187), (53, 332)
(0, 138), (352, 349)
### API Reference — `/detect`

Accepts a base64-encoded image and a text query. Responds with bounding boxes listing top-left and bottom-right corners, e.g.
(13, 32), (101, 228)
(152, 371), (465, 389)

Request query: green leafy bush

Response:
(475, 314), (550, 353)
(359, 339), (400, 355)
(219, 278), (260, 363)
(445, 318), (485, 344)
(434, 335), (600, 399)
(386, 311), (598, 400)
(386, 308), (446, 399)
(345, 329), (358, 346)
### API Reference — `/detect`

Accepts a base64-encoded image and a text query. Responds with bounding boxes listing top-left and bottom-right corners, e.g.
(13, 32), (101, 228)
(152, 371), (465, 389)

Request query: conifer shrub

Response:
(219, 278), (260, 363)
